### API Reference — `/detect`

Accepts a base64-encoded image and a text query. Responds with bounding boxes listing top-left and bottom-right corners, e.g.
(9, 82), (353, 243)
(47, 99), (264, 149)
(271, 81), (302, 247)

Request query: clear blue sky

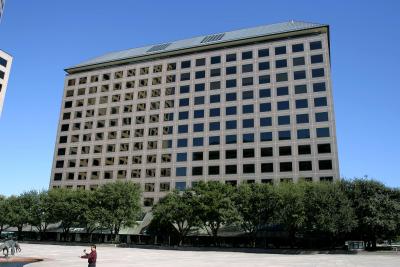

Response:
(0, 0), (399, 196)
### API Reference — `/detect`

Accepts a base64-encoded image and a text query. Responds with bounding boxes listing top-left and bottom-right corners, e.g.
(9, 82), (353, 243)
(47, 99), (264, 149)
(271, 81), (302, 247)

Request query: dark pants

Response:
(88, 264), (96, 267)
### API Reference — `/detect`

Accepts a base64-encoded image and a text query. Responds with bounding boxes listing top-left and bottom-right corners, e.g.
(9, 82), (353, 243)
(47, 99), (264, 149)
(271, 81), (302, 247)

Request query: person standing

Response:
(81, 244), (97, 267)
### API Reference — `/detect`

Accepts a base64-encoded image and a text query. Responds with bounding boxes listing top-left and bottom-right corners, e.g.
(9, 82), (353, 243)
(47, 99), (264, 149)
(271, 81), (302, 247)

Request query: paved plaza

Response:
(13, 243), (400, 267)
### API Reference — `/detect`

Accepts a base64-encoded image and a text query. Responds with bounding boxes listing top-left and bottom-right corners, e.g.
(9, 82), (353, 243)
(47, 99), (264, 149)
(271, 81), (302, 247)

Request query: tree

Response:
(28, 190), (57, 240)
(341, 178), (400, 249)
(275, 182), (306, 248)
(152, 190), (200, 246)
(233, 183), (278, 246)
(304, 182), (356, 247)
(193, 181), (237, 244)
(0, 195), (7, 236)
(95, 181), (141, 242)
(5, 192), (34, 240)
(77, 190), (103, 242)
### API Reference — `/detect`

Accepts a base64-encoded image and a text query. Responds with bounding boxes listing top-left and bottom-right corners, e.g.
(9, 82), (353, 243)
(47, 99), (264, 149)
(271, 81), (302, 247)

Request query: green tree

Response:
(275, 182), (306, 248)
(233, 183), (278, 246)
(304, 182), (356, 246)
(5, 192), (34, 239)
(0, 195), (7, 236)
(77, 189), (103, 242)
(95, 181), (141, 242)
(193, 181), (237, 243)
(28, 190), (57, 240)
(152, 190), (200, 246)
(341, 179), (400, 249)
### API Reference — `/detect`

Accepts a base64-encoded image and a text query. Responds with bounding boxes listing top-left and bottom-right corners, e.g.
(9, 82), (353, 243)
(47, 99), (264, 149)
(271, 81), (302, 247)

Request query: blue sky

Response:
(0, 0), (399, 196)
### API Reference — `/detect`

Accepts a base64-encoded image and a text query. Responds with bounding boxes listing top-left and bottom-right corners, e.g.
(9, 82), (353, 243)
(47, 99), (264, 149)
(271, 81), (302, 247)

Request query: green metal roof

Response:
(67, 21), (327, 72)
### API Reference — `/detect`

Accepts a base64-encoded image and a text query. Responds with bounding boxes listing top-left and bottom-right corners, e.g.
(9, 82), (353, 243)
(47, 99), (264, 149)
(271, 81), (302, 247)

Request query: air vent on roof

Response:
(201, 33), (225, 43)
(147, 43), (171, 53)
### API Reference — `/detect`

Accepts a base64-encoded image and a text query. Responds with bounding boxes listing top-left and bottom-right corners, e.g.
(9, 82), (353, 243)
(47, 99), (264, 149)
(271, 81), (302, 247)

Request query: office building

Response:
(0, 50), (12, 116)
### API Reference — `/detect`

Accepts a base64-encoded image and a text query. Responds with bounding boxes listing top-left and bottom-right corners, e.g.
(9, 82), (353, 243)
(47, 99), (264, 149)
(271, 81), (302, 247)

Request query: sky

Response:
(0, 0), (399, 196)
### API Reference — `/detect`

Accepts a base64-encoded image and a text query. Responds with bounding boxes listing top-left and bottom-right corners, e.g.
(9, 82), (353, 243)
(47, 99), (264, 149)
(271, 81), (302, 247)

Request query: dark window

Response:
(242, 77), (253, 86)
(0, 57), (8, 67)
(208, 166), (220, 175)
(226, 53), (236, 62)
(243, 148), (255, 158)
(210, 68), (221, 77)
(277, 101), (289, 110)
(180, 72), (190, 81)
(295, 84), (307, 94)
(294, 70), (306, 80)
(226, 165), (237, 174)
(209, 136), (220, 145)
(318, 143), (331, 153)
(312, 68), (325, 78)
(242, 64), (253, 73)
(261, 147), (273, 157)
(194, 110), (204, 119)
(316, 127), (330, 138)
(192, 167), (203, 176)
(280, 162), (292, 172)
(277, 86), (289, 96)
(179, 111), (189, 120)
(299, 161), (312, 171)
(195, 71), (205, 79)
(242, 90), (253, 100)
(261, 163), (273, 173)
(177, 139), (188, 147)
(243, 164), (255, 173)
(226, 150), (237, 159)
(260, 132), (273, 141)
(193, 137), (203, 146)
(226, 66), (236, 75)
(210, 94), (220, 103)
(293, 57), (305, 66)
(319, 160), (333, 170)
(209, 108), (220, 117)
(226, 79), (237, 88)
(259, 75), (271, 84)
(258, 48), (269, 57)
(259, 89), (271, 98)
(177, 153), (187, 162)
(210, 81), (221, 90)
(310, 41), (322, 50)
(275, 46), (286, 55)
(209, 122), (220, 131)
(195, 83), (205, 92)
(196, 58), (206, 66)
(181, 60), (191, 68)
(275, 59), (287, 68)
(260, 103), (271, 112)
(276, 72), (288, 82)
(242, 51), (253, 60)
(54, 173), (62, 181)
(226, 106), (237, 115)
(178, 125), (188, 133)
(180, 85), (190, 94)
(298, 144), (311, 154)
(57, 148), (66, 156)
(278, 115), (290, 125)
(313, 82), (326, 92)
(296, 99), (308, 109)
(226, 135), (237, 144)
(243, 133), (254, 143)
(242, 119), (254, 128)
(176, 167), (187, 176)
(56, 160), (64, 168)
(226, 120), (237, 130)
(314, 97), (327, 107)
(279, 131), (291, 140)
(242, 104), (254, 114)
(311, 54), (324, 64)
(260, 117), (272, 126)
(292, 43), (304, 52)
(211, 56), (221, 64)
(315, 112), (329, 122)
(193, 123), (204, 132)
(192, 152), (203, 161)
(179, 98), (189, 106)
(194, 96), (205, 105)
(297, 129), (310, 139)
(279, 146), (292, 156)
(259, 61), (270, 71)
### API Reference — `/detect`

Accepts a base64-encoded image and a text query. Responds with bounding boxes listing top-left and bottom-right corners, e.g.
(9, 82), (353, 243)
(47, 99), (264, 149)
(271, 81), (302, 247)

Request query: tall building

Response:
(0, 50), (12, 116)
(50, 21), (340, 206)
(0, 0), (5, 22)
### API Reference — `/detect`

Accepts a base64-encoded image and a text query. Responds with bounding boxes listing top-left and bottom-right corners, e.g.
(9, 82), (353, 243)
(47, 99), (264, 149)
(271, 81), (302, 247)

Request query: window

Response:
(260, 132), (273, 141)
(310, 41), (322, 50)
(280, 162), (292, 172)
(176, 167), (187, 176)
(243, 119), (254, 128)
(313, 82), (326, 92)
(180, 72), (190, 81)
(299, 161), (312, 171)
(314, 97), (327, 107)
(311, 54), (324, 64)
(260, 89), (271, 98)
(278, 115), (290, 125)
(193, 137), (204, 146)
(177, 139), (188, 147)
(196, 58), (206, 66)
(209, 136), (220, 145)
(193, 152), (203, 161)
(181, 60), (191, 68)
(195, 83), (205, 92)
(297, 129), (310, 139)
(179, 98), (189, 107)
(192, 167), (203, 176)
(242, 64), (253, 73)
(209, 108), (220, 117)
(178, 125), (188, 134)
(296, 99), (308, 109)
(193, 123), (204, 132)
(258, 48), (269, 57)
(242, 104), (254, 114)
(275, 59), (287, 68)
(316, 127), (330, 138)
(319, 160), (333, 170)
(277, 86), (288, 96)
(294, 70), (306, 80)
(195, 70), (205, 79)
(261, 147), (273, 157)
(292, 43), (304, 52)
(210, 68), (221, 77)
(226, 120), (237, 130)
(259, 61), (270, 71)
(318, 143), (331, 153)
(242, 77), (253, 86)
(298, 145), (311, 155)
(315, 112), (329, 122)
(226, 53), (236, 62)
(226, 165), (237, 174)
(210, 81), (221, 90)
(177, 153), (187, 162)
(259, 75), (270, 84)
(226, 79), (237, 88)
(261, 163), (273, 173)
(208, 166), (220, 175)
(194, 96), (205, 105)
(175, 181), (187, 190)
(210, 94), (220, 103)
(312, 68), (325, 78)
(276, 72), (288, 82)
(179, 111), (189, 120)
(194, 110), (204, 119)
(293, 57), (305, 66)
(279, 131), (291, 140)
(277, 101), (289, 110)
(226, 106), (237, 115)
(225, 150), (237, 159)
(260, 103), (271, 112)
(295, 84), (307, 94)
(243, 164), (255, 173)
(211, 56), (221, 64)
(242, 91), (253, 100)
(209, 151), (220, 160)
(279, 146), (292, 156)
(226, 66), (237, 75)
(243, 133), (254, 143)
(209, 122), (220, 131)
(226, 135), (237, 144)
(242, 51), (253, 60)
(275, 46), (286, 55)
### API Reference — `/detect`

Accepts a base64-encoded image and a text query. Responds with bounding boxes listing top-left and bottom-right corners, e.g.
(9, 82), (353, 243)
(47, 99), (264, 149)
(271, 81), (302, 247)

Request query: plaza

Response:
(14, 243), (400, 267)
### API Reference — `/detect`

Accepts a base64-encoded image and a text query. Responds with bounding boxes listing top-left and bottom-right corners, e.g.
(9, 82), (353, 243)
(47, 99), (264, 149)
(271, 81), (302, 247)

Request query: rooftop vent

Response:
(201, 33), (225, 43)
(147, 43), (171, 53)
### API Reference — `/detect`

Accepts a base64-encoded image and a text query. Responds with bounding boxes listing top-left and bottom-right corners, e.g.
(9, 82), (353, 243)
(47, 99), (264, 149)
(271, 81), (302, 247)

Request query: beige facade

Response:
(50, 22), (340, 207)
(0, 49), (12, 117)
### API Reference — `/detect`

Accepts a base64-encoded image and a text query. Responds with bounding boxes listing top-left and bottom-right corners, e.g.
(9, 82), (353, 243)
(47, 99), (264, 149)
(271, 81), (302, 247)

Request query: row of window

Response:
(67, 41), (324, 86)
